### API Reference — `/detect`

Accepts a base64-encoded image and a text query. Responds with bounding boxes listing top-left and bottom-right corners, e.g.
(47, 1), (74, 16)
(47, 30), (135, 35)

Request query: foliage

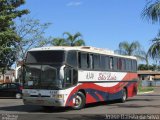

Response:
(142, 0), (160, 23)
(51, 32), (86, 46)
(63, 32), (85, 46)
(138, 64), (159, 70)
(138, 80), (154, 93)
(51, 38), (68, 46)
(148, 31), (160, 60)
(0, 0), (29, 68)
(115, 41), (146, 61)
(14, 17), (51, 61)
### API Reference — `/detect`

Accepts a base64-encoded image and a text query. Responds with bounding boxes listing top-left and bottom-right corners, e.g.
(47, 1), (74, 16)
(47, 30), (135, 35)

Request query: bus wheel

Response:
(120, 88), (127, 103)
(72, 92), (85, 110)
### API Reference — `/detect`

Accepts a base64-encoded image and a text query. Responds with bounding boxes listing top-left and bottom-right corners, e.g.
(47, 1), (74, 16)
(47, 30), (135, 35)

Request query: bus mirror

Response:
(59, 69), (64, 80)
(59, 65), (65, 80)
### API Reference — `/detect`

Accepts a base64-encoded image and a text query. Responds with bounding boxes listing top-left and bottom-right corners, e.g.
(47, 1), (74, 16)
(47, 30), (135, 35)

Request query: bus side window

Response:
(118, 58), (122, 71)
(109, 57), (114, 70)
(78, 52), (88, 69)
(122, 59), (126, 71)
(88, 54), (93, 69)
(93, 54), (100, 70)
(113, 57), (118, 70)
(78, 52), (81, 68)
(101, 55), (109, 70)
(126, 59), (132, 71)
(132, 60), (137, 72)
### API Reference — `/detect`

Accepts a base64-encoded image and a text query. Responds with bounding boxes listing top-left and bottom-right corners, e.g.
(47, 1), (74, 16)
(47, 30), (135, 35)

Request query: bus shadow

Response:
(0, 100), (119, 113)
(0, 97), (159, 113)
(0, 105), (70, 113)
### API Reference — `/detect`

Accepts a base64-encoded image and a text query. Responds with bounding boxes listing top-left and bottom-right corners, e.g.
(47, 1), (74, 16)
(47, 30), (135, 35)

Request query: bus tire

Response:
(120, 88), (127, 103)
(72, 92), (85, 110)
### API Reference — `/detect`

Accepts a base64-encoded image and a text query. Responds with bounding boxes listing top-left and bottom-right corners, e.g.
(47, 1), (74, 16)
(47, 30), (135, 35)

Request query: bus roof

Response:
(29, 46), (137, 60)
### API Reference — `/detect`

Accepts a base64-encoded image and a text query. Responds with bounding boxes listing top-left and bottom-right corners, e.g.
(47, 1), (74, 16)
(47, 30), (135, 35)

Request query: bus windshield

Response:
(26, 51), (65, 64)
(24, 65), (63, 89)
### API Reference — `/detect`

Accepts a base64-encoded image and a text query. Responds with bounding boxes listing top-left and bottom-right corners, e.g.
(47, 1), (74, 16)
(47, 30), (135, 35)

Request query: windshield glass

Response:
(24, 65), (62, 89)
(26, 51), (65, 64)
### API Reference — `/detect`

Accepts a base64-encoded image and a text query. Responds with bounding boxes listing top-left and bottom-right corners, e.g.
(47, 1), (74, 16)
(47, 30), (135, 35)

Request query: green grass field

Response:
(138, 81), (154, 93)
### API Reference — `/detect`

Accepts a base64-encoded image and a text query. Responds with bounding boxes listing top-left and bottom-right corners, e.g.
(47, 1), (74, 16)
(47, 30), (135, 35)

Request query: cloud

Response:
(66, 1), (83, 7)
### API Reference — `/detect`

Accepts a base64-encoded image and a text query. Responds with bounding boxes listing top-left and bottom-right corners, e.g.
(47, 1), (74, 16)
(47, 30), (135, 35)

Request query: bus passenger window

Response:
(78, 53), (88, 69)
(122, 59), (126, 71)
(78, 52), (81, 68)
(110, 57), (114, 70)
(88, 54), (93, 69)
(93, 54), (100, 70)
(118, 58), (122, 70)
(101, 55), (109, 70)
(132, 60), (137, 72)
(113, 57), (118, 70)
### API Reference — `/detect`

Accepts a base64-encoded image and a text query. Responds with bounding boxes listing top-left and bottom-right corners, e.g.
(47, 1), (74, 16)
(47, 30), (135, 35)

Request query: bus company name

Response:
(98, 73), (117, 80)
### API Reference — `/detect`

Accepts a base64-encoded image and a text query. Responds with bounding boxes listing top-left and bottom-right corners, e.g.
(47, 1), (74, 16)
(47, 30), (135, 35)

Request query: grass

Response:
(138, 81), (154, 93)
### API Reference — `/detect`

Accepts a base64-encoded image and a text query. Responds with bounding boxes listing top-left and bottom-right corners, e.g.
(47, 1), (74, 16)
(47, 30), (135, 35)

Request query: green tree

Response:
(116, 41), (140, 55)
(148, 32), (160, 59)
(115, 41), (146, 61)
(138, 64), (149, 70)
(63, 32), (85, 46)
(51, 38), (68, 46)
(0, 0), (28, 68)
(138, 51), (149, 66)
(142, 0), (160, 23)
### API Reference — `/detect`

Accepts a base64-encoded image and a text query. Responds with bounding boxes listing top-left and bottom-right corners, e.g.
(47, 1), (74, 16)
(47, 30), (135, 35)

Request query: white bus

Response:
(22, 46), (138, 110)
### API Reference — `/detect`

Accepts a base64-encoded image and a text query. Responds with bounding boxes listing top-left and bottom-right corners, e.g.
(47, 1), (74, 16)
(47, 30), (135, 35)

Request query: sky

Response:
(21, 0), (159, 52)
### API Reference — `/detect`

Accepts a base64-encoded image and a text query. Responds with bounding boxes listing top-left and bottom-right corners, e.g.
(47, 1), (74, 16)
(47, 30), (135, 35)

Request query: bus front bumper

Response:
(23, 97), (65, 107)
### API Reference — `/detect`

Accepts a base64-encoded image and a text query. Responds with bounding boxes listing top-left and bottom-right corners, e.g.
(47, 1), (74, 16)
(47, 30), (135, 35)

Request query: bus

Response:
(22, 46), (138, 110)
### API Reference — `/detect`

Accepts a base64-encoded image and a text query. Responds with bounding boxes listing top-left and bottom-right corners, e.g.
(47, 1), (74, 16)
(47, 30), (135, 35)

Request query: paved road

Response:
(0, 87), (160, 120)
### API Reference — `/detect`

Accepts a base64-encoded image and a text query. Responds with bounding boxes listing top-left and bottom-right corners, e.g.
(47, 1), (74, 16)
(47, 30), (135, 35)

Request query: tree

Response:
(63, 32), (85, 46)
(142, 0), (160, 23)
(138, 51), (149, 66)
(138, 64), (158, 71)
(51, 38), (68, 46)
(115, 41), (146, 61)
(116, 41), (140, 55)
(0, 0), (28, 68)
(14, 17), (51, 62)
(148, 32), (160, 59)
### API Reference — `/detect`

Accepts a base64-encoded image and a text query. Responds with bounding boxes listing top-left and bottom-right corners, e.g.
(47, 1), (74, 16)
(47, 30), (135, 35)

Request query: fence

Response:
(142, 80), (160, 87)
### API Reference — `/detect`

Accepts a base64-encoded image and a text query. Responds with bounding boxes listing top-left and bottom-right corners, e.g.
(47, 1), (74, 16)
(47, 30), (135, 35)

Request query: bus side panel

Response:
(127, 81), (138, 97)
(65, 73), (138, 107)
(65, 83), (128, 106)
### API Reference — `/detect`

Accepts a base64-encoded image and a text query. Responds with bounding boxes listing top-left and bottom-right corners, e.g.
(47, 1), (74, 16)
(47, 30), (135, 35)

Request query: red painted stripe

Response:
(66, 73), (138, 106)
(86, 93), (97, 104)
